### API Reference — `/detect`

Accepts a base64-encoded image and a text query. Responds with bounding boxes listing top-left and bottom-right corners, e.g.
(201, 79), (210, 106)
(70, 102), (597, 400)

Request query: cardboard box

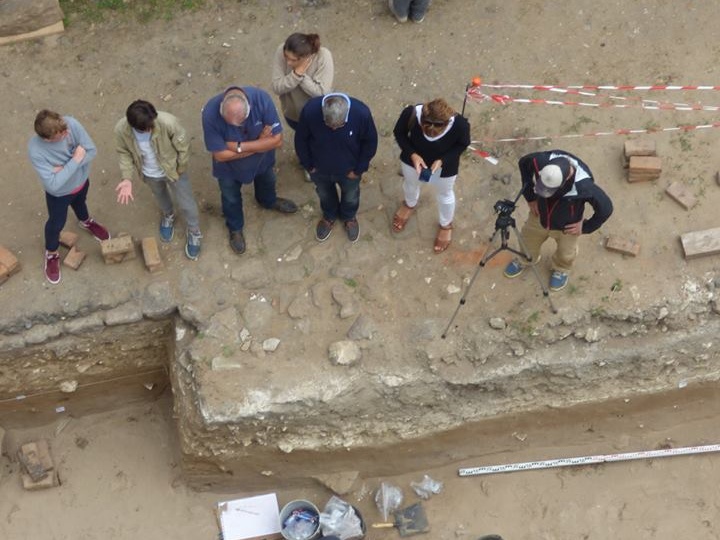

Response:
(217, 493), (282, 540)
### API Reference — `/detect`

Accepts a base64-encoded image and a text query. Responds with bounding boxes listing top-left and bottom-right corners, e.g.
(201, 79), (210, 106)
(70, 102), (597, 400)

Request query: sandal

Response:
(434, 223), (453, 253)
(392, 202), (415, 233)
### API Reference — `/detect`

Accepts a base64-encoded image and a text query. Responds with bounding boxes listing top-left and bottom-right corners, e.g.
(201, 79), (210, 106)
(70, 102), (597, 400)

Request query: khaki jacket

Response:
(114, 111), (189, 182)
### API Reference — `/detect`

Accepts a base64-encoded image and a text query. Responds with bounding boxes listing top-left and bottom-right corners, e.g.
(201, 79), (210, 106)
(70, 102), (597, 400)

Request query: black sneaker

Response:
(271, 197), (298, 214)
(315, 219), (334, 242)
(344, 219), (360, 243)
(229, 230), (246, 254)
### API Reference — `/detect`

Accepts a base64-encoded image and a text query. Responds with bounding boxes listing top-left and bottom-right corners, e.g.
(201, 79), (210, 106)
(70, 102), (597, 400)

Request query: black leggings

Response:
(44, 179), (90, 251)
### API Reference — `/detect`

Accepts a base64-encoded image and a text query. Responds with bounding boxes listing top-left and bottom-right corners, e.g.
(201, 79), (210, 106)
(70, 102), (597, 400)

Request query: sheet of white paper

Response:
(218, 492), (281, 540)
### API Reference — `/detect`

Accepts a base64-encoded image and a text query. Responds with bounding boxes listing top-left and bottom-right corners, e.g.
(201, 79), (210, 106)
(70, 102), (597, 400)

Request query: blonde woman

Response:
(391, 98), (470, 253)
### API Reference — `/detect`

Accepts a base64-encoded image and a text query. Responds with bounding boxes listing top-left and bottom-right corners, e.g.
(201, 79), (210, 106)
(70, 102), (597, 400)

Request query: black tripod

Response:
(441, 189), (557, 339)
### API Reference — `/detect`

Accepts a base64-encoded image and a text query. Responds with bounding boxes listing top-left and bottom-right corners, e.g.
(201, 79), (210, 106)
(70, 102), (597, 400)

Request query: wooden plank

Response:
(680, 227), (720, 259)
(665, 182), (697, 210)
(605, 236), (640, 257)
(0, 21), (64, 46)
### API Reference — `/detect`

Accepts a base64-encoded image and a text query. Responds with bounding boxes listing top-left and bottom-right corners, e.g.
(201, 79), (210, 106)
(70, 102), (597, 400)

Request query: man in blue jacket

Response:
(202, 86), (298, 255)
(503, 150), (613, 291)
(295, 93), (378, 242)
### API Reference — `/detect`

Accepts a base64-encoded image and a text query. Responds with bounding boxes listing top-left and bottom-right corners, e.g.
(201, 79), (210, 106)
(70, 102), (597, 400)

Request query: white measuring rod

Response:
(458, 444), (720, 477)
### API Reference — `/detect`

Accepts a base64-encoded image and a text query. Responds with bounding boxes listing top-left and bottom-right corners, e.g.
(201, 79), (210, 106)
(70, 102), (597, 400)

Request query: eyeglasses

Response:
(421, 119), (447, 128)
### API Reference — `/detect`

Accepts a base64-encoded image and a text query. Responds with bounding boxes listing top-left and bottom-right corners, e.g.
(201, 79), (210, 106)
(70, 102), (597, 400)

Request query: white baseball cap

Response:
(535, 158), (571, 198)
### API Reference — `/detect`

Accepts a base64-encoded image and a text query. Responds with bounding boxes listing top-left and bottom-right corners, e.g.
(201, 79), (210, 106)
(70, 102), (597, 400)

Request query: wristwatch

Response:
(236, 142), (242, 154)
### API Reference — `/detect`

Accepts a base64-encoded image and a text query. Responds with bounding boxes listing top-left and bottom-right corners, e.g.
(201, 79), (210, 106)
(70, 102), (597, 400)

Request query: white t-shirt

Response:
(133, 129), (165, 178)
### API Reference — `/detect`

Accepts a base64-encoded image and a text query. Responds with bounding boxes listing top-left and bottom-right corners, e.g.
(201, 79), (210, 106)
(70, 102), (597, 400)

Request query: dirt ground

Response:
(2, 0), (720, 538)
(2, 385), (720, 540)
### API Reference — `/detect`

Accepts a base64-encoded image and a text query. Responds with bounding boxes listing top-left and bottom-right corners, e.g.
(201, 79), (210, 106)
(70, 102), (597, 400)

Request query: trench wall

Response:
(2, 297), (719, 490)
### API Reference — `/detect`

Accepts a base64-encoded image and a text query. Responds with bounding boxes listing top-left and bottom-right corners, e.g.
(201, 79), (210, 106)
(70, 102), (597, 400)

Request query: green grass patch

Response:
(60, 0), (205, 25)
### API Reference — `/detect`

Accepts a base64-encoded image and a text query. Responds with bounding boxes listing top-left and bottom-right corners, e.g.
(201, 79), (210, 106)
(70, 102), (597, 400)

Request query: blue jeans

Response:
(143, 172), (201, 232)
(311, 172), (361, 222)
(45, 180), (90, 251)
(216, 166), (277, 232)
(390, 0), (431, 19)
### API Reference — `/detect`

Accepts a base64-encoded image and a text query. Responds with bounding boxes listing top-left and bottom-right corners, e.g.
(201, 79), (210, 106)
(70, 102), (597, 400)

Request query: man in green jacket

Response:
(114, 100), (202, 260)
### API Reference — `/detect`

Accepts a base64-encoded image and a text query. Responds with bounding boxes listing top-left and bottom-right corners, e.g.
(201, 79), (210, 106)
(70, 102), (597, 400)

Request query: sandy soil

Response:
(2, 0), (720, 538)
(2, 385), (720, 540)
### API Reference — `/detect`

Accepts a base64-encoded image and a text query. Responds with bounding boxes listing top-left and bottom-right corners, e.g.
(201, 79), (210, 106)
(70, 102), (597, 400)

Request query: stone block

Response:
(624, 139), (656, 158)
(63, 246), (86, 270)
(141, 237), (164, 273)
(680, 227), (720, 259)
(101, 236), (135, 264)
(665, 182), (698, 210)
(18, 439), (54, 482)
(22, 469), (59, 491)
(628, 155), (662, 183)
(59, 230), (79, 249)
(0, 245), (20, 275)
(605, 235), (640, 257)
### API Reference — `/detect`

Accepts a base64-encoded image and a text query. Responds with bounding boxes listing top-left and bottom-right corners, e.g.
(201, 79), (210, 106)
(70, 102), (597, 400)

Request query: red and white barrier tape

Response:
(472, 121), (720, 145)
(468, 90), (720, 113)
(476, 83), (720, 92)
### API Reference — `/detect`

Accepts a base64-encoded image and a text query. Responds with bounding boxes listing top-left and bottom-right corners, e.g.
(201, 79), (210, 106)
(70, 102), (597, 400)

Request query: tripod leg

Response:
(441, 231), (502, 339)
(511, 225), (558, 314)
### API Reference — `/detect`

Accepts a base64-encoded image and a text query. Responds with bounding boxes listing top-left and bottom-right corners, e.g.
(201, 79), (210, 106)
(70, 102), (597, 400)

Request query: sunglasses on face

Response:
(421, 119), (447, 128)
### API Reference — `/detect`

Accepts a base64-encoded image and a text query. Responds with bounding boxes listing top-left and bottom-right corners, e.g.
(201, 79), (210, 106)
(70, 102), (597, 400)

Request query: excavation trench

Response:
(1, 308), (720, 491)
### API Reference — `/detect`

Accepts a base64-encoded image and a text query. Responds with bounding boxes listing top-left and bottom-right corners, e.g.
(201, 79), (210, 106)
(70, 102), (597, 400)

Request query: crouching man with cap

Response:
(503, 150), (613, 291)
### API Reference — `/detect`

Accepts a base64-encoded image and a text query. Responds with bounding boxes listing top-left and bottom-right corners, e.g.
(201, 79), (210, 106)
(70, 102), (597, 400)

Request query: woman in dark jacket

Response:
(391, 98), (470, 252)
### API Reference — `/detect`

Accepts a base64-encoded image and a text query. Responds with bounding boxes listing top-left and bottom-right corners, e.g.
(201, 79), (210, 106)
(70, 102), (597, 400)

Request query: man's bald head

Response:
(221, 91), (250, 126)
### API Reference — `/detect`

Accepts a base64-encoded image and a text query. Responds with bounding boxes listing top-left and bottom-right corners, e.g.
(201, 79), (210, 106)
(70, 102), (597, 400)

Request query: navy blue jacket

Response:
(295, 96), (378, 176)
(519, 150), (613, 234)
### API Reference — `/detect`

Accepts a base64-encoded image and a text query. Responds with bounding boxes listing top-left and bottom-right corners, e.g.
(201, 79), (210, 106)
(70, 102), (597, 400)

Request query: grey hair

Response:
(220, 91), (250, 119)
(322, 95), (349, 127)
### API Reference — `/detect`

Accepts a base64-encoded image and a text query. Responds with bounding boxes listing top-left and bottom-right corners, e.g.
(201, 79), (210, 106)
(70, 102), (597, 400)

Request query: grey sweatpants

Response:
(143, 172), (200, 232)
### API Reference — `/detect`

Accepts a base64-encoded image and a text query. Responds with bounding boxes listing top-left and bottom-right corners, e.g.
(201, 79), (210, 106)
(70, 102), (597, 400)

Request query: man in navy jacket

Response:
(503, 150), (613, 291)
(295, 93), (378, 242)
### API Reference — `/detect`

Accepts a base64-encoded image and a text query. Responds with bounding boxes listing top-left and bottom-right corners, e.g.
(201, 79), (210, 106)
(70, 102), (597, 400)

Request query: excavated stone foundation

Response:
(2, 292), (719, 490)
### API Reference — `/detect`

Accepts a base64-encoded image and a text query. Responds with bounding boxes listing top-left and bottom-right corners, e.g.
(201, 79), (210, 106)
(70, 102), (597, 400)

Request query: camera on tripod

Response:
(493, 198), (516, 217)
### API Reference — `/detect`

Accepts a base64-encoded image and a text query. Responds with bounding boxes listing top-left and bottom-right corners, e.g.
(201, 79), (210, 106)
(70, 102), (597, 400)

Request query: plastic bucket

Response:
(280, 499), (321, 540)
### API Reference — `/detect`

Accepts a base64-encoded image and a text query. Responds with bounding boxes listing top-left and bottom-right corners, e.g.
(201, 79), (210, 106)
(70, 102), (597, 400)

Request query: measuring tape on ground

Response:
(458, 443), (720, 477)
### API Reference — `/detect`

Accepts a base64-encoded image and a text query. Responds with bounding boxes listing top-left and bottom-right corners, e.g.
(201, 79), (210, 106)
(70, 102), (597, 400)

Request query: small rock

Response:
(447, 284), (461, 294)
(332, 284), (357, 319)
(584, 327), (601, 343)
(104, 302), (143, 326)
(263, 338), (280, 352)
(24, 323), (62, 345)
(211, 357), (244, 370)
(142, 281), (176, 319)
(328, 340), (362, 365)
(489, 317), (506, 330)
(284, 244), (303, 262)
(313, 470), (360, 495)
(59, 380), (78, 393)
(347, 314), (376, 340)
